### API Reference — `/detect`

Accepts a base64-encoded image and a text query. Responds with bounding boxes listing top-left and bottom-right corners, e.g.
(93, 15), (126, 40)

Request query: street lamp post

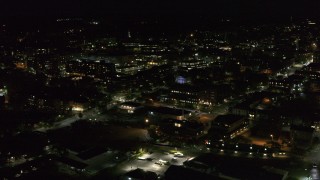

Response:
(270, 134), (274, 142)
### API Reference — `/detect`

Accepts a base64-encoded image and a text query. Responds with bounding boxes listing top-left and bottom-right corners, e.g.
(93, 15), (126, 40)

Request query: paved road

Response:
(35, 108), (104, 132)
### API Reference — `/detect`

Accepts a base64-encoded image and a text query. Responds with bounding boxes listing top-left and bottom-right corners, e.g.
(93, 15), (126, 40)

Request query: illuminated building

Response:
(66, 59), (116, 78)
(296, 70), (320, 81)
(148, 106), (192, 121)
(0, 85), (8, 105)
(175, 76), (191, 84)
(269, 75), (305, 93)
(231, 92), (281, 121)
(179, 59), (207, 71)
(165, 84), (215, 108)
(157, 119), (205, 139)
(170, 84), (201, 105)
(119, 102), (143, 114)
(116, 65), (144, 75)
(70, 102), (86, 112)
(210, 115), (248, 139)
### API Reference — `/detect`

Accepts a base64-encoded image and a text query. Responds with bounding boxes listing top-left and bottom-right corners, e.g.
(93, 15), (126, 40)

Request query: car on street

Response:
(174, 152), (184, 157)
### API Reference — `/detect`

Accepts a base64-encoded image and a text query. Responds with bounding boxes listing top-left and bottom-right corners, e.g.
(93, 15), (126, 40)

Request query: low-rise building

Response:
(158, 119), (205, 139)
(164, 84), (215, 109)
(148, 106), (192, 121)
(291, 125), (315, 150)
(66, 59), (116, 79)
(120, 168), (158, 180)
(209, 114), (248, 139)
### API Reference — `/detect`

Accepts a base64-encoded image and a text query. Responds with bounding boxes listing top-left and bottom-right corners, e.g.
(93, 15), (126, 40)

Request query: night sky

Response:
(1, 0), (319, 18)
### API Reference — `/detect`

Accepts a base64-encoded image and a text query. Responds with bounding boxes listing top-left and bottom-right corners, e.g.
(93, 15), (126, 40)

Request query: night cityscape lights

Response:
(1, 0), (320, 179)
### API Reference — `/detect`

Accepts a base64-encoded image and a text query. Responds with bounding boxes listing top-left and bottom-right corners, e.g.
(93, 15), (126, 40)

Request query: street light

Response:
(270, 134), (274, 142)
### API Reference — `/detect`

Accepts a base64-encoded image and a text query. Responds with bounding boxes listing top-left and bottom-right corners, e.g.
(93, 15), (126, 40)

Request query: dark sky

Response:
(1, 0), (320, 20)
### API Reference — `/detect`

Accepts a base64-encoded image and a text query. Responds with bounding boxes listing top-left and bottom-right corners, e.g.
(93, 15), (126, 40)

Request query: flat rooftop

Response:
(149, 106), (191, 116)
(214, 114), (244, 125)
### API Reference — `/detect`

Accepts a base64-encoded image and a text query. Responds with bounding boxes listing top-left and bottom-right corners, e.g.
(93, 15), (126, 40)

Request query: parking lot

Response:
(120, 151), (191, 175)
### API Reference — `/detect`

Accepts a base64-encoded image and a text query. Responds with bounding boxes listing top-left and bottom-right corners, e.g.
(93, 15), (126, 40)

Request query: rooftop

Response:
(123, 168), (158, 180)
(307, 62), (320, 69)
(58, 157), (88, 169)
(188, 153), (289, 180)
(165, 165), (222, 180)
(149, 106), (191, 116)
(291, 125), (315, 132)
(214, 114), (245, 125)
